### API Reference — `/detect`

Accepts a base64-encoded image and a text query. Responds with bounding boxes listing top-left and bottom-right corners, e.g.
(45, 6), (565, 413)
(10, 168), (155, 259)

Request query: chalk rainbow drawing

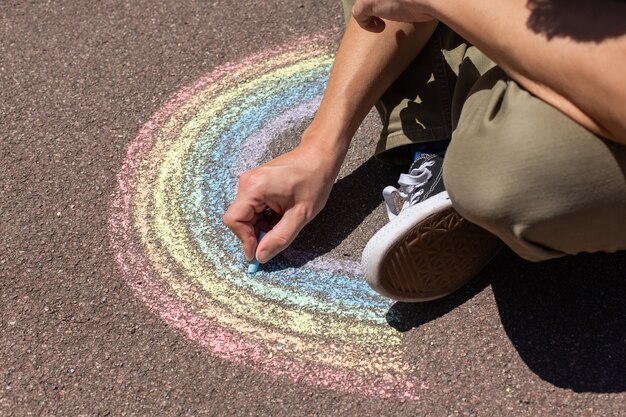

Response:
(109, 34), (422, 399)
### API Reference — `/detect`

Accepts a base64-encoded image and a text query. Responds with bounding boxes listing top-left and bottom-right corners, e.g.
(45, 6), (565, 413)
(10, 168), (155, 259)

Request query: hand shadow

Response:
(264, 157), (405, 272)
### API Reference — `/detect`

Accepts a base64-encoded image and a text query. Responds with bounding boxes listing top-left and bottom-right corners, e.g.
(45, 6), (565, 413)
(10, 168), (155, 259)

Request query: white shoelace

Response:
(382, 160), (436, 221)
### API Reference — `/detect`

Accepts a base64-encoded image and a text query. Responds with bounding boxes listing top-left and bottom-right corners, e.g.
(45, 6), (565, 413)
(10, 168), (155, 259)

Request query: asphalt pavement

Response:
(1, 1), (625, 415)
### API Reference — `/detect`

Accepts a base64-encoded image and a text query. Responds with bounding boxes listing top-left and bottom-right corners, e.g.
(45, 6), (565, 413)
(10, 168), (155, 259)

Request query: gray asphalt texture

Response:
(1, 1), (625, 415)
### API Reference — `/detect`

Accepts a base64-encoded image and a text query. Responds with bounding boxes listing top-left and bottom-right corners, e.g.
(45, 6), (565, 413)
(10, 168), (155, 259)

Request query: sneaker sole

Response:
(362, 191), (503, 302)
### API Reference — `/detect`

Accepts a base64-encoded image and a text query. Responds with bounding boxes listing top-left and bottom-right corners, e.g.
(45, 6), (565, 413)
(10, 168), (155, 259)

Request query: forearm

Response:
(430, 0), (626, 144)
(302, 17), (438, 166)
(224, 16), (436, 261)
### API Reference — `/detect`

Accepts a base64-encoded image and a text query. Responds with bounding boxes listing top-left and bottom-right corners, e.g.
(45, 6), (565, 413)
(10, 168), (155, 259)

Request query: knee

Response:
(442, 103), (555, 262)
(443, 142), (514, 236)
(443, 115), (525, 235)
(443, 75), (558, 237)
(442, 75), (626, 261)
(443, 146), (551, 262)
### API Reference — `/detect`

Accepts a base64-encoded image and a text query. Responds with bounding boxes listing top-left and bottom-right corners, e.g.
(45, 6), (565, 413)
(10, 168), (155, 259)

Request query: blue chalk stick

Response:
(248, 231), (266, 274)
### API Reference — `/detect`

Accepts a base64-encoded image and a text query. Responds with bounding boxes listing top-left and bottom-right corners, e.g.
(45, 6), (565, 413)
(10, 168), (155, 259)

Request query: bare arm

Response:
(224, 18), (437, 262)
(303, 17), (438, 158)
(353, 0), (626, 144)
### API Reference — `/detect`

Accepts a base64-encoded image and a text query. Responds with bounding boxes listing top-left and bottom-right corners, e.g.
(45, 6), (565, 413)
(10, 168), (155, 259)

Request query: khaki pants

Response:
(341, 1), (626, 261)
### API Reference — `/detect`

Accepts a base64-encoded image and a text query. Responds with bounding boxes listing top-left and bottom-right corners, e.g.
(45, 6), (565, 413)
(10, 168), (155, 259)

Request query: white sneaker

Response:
(362, 154), (502, 302)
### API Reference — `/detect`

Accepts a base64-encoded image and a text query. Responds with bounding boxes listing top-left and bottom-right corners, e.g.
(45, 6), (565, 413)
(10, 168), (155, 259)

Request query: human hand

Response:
(223, 142), (341, 264)
(352, 0), (436, 32)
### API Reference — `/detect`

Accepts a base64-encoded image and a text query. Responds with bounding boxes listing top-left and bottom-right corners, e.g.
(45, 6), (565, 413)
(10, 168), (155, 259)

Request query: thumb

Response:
(255, 208), (307, 263)
(352, 2), (385, 32)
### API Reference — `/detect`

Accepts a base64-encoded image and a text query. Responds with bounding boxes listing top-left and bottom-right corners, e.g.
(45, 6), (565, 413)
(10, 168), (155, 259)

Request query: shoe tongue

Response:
(404, 153), (446, 202)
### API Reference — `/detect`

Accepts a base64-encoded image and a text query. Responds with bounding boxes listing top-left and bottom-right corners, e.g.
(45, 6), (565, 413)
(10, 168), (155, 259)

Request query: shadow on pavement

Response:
(386, 249), (626, 393)
(266, 155), (626, 393)
(384, 262), (493, 332)
(491, 250), (626, 393)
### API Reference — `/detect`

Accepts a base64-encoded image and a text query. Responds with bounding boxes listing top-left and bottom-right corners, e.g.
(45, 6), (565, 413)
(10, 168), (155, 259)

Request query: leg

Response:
(356, 18), (503, 301)
(444, 67), (626, 261)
